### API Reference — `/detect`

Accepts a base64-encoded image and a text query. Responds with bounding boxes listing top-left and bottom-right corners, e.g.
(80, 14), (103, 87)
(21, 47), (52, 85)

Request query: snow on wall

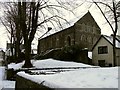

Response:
(17, 67), (118, 88)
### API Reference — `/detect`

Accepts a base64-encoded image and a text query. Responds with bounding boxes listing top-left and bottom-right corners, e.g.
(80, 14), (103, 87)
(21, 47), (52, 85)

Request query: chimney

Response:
(111, 34), (114, 37)
(48, 27), (52, 31)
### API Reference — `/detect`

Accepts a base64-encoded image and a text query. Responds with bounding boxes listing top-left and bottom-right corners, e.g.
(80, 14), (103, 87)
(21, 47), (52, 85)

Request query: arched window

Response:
(88, 36), (92, 43)
(56, 38), (59, 47)
(67, 36), (71, 46)
(81, 35), (85, 41)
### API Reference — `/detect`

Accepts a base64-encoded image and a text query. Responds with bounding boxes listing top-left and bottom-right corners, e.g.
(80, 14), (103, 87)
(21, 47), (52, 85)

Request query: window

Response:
(88, 36), (92, 43)
(85, 24), (87, 32)
(82, 23), (85, 30)
(56, 38), (59, 47)
(67, 36), (71, 46)
(81, 35), (85, 41)
(92, 26), (95, 33)
(98, 46), (108, 54)
(98, 60), (105, 67)
(87, 26), (90, 32)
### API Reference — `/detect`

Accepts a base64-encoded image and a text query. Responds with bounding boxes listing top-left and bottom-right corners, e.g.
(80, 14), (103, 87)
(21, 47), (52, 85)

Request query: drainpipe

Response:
(73, 25), (76, 45)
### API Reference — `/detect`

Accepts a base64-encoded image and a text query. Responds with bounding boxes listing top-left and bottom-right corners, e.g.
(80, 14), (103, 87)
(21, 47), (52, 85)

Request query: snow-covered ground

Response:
(18, 67), (118, 88)
(8, 58), (118, 88)
(8, 59), (96, 70)
(0, 66), (15, 90)
(0, 58), (119, 89)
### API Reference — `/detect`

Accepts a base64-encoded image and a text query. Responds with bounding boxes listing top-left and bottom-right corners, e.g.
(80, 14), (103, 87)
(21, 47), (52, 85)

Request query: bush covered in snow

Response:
(34, 45), (89, 63)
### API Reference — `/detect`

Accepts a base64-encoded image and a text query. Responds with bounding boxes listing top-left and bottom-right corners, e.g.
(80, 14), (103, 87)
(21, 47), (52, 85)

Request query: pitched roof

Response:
(39, 12), (87, 40)
(92, 35), (120, 50)
(39, 11), (100, 40)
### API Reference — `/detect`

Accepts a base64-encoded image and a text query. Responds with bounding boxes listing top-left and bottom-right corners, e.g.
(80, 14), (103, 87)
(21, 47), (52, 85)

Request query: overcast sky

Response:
(0, 0), (117, 50)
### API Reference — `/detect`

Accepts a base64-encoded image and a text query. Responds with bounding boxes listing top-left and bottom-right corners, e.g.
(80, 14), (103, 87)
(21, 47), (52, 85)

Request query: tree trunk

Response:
(15, 21), (21, 63)
(22, 40), (33, 68)
(14, 1), (22, 63)
(113, 0), (118, 67)
(10, 28), (14, 58)
(113, 34), (116, 66)
(16, 38), (21, 63)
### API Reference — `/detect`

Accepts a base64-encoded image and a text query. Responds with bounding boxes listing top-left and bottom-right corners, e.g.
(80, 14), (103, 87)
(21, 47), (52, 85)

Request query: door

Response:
(98, 60), (105, 67)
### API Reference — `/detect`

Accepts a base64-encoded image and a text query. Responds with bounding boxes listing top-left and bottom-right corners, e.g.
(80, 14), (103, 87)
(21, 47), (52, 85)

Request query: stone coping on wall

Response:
(15, 74), (51, 90)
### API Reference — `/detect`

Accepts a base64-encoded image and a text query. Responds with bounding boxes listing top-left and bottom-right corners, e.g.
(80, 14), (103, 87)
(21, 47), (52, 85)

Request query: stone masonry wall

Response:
(15, 75), (51, 90)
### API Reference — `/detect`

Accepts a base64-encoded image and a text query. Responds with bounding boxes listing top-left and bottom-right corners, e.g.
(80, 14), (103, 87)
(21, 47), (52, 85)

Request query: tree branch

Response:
(93, 1), (114, 33)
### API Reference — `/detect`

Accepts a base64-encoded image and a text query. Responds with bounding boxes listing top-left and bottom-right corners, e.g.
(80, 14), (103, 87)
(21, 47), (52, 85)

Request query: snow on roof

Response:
(40, 11), (88, 39)
(0, 48), (2, 51)
(116, 35), (120, 41)
(17, 67), (118, 88)
(103, 35), (120, 48)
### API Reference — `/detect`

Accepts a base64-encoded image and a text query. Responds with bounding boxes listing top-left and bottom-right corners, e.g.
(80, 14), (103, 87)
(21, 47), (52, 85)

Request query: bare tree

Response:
(0, 2), (23, 62)
(1, 0), (84, 68)
(18, 0), (84, 68)
(91, 0), (120, 66)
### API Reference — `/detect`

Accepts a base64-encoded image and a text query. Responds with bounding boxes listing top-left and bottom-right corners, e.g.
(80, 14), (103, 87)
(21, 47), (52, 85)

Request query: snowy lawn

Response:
(8, 58), (118, 88)
(0, 66), (15, 90)
(8, 58), (96, 70)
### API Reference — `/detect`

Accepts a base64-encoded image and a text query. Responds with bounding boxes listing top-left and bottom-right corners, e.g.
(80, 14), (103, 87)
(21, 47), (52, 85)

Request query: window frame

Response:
(98, 46), (108, 54)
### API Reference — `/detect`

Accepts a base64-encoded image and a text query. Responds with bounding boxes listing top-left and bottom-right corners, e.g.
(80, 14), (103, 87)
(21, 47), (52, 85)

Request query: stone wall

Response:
(38, 26), (75, 54)
(74, 11), (101, 50)
(15, 75), (51, 90)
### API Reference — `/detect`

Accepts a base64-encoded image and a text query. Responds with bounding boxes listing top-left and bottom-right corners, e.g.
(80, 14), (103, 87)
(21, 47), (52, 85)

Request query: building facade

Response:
(92, 35), (120, 67)
(38, 11), (101, 55)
